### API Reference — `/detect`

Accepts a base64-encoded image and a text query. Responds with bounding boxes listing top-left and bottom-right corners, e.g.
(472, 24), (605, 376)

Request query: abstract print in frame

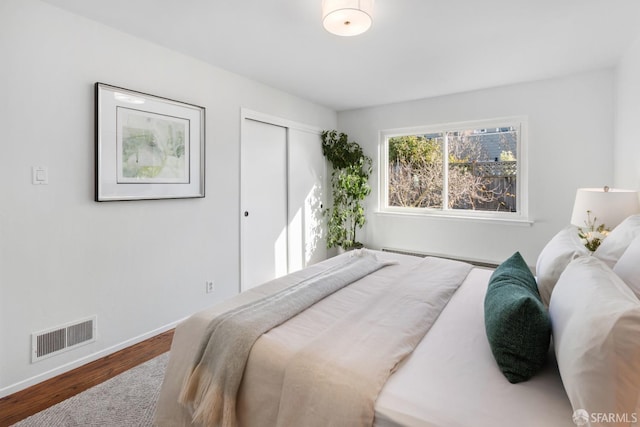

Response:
(95, 83), (205, 201)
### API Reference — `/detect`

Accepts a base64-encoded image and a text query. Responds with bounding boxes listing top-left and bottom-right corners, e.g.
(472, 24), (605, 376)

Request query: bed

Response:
(154, 217), (640, 427)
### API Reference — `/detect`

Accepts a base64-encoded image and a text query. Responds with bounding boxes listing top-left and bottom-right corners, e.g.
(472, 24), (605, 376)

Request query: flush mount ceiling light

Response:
(322, 0), (374, 36)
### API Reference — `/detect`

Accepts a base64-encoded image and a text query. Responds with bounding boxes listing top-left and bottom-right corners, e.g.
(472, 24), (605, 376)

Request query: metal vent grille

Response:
(380, 247), (498, 269)
(380, 248), (428, 258)
(32, 316), (96, 363)
(36, 329), (66, 358)
(66, 320), (93, 347)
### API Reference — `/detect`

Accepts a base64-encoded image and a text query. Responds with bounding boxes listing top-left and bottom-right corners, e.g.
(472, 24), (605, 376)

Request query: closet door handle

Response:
(244, 211), (249, 217)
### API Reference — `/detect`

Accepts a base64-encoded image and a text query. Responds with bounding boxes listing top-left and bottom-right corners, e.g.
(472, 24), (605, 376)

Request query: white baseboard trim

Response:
(0, 317), (186, 398)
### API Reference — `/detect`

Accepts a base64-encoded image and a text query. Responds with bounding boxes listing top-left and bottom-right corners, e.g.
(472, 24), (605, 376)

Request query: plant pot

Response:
(338, 242), (364, 254)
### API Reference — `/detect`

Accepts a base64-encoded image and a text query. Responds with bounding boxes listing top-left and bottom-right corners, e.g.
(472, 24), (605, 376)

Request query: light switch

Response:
(32, 166), (48, 185)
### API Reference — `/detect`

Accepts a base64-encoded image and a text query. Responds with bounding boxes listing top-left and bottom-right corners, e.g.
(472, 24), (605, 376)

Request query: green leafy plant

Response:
(321, 130), (372, 250)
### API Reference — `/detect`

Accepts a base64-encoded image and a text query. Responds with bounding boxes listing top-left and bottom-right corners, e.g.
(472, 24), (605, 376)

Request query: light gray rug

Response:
(13, 352), (170, 427)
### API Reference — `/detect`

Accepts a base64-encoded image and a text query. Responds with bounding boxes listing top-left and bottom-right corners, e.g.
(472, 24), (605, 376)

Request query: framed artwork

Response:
(95, 83), (205, 201)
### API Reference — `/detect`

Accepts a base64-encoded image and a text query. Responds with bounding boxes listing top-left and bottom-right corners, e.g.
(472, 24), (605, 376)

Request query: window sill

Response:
(374, 209), (534, 227)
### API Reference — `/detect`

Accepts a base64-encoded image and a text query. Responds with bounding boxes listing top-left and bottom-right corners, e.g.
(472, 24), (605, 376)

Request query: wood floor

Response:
(0, 329), (174, 427)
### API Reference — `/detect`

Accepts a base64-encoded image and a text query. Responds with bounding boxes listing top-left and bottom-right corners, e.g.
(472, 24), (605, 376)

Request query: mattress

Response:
(154, 251), (574, 427)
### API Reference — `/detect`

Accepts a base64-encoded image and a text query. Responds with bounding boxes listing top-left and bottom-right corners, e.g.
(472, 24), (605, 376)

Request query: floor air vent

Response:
(32, 316), (97, 363)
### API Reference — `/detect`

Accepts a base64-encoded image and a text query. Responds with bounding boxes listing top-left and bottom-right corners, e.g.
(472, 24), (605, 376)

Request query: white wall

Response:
(0, 0), (336, 396)
(615, 34), (640, 189)
(338, 70), (615, 266)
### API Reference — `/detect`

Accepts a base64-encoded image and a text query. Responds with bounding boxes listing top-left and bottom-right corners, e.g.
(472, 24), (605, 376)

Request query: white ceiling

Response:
(41, 0), (640, 111)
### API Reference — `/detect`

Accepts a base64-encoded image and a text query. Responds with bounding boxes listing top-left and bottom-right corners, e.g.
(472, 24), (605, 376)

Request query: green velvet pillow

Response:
(484, 252), (551, 383)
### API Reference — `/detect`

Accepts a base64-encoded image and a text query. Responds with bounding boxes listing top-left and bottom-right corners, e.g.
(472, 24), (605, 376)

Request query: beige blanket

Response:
(178, 250), (394, 427)
(275, 256), (472, 427)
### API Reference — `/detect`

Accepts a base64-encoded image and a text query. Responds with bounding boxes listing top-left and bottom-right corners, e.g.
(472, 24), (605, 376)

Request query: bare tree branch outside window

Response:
(387, 127), (518, 212)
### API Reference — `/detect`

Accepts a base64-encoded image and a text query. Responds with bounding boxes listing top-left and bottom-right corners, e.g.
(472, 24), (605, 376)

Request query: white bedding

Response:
(154, 251), (574, 427)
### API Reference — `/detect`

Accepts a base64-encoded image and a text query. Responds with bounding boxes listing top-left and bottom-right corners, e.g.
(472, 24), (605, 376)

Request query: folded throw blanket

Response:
(179, 250), (394, 427)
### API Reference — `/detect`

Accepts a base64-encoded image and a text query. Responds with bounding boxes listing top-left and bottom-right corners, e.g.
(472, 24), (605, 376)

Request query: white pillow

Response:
(536, 226), (589, 306)
(594, 214), (640, 268)
(614, 234), (640, 300)
(550, 256), (640, 419)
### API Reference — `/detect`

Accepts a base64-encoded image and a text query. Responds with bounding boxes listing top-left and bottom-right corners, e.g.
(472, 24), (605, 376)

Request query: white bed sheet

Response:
(154, 252), (574, 427)
(374, 267), (574, 427)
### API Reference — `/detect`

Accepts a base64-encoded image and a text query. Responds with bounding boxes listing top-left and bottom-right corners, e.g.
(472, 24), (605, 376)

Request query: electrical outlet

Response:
(205, 281), (215, 294)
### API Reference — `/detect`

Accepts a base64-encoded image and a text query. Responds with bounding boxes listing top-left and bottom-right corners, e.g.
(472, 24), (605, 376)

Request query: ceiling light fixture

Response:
(322, 0), (374, 37)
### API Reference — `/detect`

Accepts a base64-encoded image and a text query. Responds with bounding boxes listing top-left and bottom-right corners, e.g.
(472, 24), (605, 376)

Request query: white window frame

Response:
(379, 116), (530, 224)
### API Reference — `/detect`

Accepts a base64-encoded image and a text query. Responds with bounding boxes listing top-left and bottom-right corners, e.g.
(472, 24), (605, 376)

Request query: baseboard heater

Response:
(380, 247), (498, 269)
(31, 316), (97, 363)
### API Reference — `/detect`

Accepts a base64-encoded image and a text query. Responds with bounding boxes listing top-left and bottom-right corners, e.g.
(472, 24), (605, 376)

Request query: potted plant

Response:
(321, 130), (372, 251)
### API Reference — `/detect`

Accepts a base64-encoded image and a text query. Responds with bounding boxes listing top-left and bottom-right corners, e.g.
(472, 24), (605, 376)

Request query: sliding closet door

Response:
(240, 119), (288, 291)
(288, 128), (327, 271)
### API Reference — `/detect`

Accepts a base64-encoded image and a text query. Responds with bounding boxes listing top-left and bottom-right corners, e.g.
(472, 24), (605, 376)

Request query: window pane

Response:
(384, 122), (521, 215)
(387, 134), (444, 208)
(447, 127), (518, 212)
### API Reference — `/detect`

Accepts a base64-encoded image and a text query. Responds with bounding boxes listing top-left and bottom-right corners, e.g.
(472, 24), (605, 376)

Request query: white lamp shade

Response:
(322, 0), (373, 36)
(570, 187), (640, 229)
